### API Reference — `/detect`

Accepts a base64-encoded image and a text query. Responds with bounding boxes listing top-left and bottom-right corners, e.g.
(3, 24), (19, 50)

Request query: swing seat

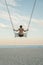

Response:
(15, 32), (27, 37)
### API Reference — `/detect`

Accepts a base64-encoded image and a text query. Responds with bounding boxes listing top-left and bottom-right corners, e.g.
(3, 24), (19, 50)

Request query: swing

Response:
(5, 0), (37, 37)
(15, 32), (27, 37)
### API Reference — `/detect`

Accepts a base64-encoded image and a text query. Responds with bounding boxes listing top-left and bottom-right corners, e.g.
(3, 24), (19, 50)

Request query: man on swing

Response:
(13, 25), (28, 37)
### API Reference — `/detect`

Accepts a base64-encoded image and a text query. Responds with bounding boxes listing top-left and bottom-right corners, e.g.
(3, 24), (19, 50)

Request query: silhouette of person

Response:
(13, 25), (28, 37)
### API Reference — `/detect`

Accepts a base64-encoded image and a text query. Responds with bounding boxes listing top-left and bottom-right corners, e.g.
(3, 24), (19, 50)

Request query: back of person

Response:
(18, 25), (24, 37)
(13, 25), (28, 37)
(19, 28), (24, 35)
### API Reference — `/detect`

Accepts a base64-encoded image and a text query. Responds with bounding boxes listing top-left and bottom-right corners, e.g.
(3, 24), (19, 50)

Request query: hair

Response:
(20, 25), (22, 28)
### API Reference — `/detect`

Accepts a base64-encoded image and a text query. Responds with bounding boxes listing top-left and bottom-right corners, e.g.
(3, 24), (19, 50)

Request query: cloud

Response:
(6, 0), (17, 6)
(0, 23), (6, 28)
(0, 0), (43, 28)
(32, 18), (43, 26)
(0, 23), (12, 29)
(0, 10), (29, 29)
(0, 0), (21, 8)
(0, 0), (16, 6)
(0, 1), (4, 8)
(29, 25), (37, 31)
(0, 11), (9, 21)
(0, 10), (43, 28)
(0, 9), (43, 30)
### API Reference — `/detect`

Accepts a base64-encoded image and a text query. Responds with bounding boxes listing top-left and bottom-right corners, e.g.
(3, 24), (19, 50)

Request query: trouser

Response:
(18, 34), (24, 37)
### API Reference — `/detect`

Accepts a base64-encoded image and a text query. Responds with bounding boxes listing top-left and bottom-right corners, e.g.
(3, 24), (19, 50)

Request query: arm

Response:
(13, 29), (18, 31)
(24, 29), (29, 32)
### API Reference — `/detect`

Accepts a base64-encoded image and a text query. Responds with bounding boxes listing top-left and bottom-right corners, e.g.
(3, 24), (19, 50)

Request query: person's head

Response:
(20, 25), (22, 28)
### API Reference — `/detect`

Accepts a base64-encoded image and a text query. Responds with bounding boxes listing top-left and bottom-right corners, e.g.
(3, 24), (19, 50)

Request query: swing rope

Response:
(27, 0), (37, 30)
(5, 0), (15, 37)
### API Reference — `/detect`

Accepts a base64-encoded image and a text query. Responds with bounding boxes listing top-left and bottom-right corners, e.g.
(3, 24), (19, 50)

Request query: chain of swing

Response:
(5, 0), (37, 37)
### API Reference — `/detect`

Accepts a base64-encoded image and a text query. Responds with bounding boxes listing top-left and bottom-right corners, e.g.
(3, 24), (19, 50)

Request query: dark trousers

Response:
(18, 34), (24, 37)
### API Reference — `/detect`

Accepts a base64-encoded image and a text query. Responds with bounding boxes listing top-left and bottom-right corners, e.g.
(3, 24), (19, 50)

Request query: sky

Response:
(0, 0), (43, 44)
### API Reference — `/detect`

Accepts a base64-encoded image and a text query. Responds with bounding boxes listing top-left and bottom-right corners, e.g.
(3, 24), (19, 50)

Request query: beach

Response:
(0, 47), (43, 65)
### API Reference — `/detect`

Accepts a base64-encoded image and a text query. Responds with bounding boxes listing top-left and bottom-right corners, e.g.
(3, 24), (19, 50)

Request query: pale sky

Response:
(0, 0), (43, 45)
